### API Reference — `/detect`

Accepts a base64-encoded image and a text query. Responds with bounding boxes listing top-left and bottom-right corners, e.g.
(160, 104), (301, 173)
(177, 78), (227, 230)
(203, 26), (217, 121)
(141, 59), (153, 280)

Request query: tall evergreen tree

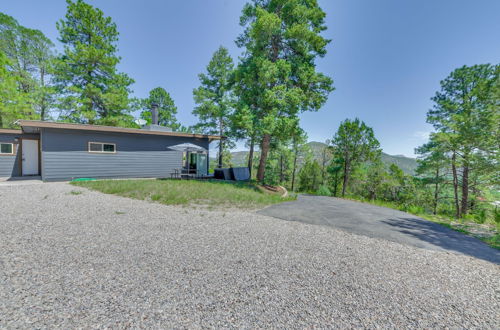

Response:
(298, 159), (322, 192)
(426, 64), (498, 217)
(193, 46), (235, 168)
(54, 0), (134, 126)
(140, 87), (179, 129)
(327, 155), (344, 197)
(236, 0), (334, 182)
(290, 126), (308, 191)
(232, 80), (258, 174)
(331, 118), (380, 197)
(415, 137), (449, 215)
(30, 29), (56, 121)
(0, 51), (30, 127)
(363, 160), (387, 201)
(0, 12), (56, 121)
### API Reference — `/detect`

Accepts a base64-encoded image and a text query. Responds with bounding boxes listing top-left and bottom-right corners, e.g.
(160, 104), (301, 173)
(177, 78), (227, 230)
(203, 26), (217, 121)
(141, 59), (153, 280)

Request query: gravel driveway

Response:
(1, 183), (499, 328)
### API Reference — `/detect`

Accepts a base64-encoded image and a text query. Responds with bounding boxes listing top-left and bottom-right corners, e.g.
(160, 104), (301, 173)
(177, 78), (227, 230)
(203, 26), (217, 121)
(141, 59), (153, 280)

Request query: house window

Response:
(88, 142), (116, 153)
(0, 143), (14, 155)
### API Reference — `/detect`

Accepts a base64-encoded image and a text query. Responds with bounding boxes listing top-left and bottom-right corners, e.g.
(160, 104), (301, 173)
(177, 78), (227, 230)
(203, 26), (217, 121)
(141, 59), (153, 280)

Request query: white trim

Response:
(88, 141), (117, 154)
(0, 142), (14, 155)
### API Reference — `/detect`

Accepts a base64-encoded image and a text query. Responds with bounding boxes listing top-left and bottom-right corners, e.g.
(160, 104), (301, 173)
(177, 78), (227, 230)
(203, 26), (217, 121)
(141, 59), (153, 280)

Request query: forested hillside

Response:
(309, 142), (418, 175)
(216, 142), (418, 175)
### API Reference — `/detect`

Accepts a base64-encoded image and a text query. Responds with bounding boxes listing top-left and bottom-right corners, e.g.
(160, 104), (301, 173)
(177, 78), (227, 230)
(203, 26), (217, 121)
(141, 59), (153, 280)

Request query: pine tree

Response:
(426, 64), (498, 217)
(54, 0), (134, 126)
(331, 118), (381, 197)
(193, 46), (235, 168)
(140, 87), (179, 129)
(415, 137), (449, 215)
(0, 12), (56, 121)
(0, 51), (30, 127)
(298, 159), (322, 192)
(235, 0), (334, 181)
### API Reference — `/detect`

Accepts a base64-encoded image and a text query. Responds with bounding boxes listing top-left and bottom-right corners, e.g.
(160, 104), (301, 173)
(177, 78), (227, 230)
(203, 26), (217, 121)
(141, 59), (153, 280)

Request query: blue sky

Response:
(2, 0), (499, 156)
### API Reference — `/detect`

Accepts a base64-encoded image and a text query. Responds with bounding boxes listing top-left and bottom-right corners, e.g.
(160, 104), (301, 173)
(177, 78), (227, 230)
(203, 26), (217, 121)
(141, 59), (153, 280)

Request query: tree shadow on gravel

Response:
(381, 218), (500, 264)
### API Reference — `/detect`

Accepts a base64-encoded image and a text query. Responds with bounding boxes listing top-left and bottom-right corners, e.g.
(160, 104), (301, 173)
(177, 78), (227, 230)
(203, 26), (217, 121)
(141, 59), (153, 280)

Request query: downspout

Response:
(39, 128), (44, 181)
(207, 139), (210, 176)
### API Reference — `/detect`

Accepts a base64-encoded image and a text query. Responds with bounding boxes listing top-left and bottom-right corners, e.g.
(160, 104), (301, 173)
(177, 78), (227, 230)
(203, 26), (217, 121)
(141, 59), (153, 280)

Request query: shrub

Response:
(316, 185), (331, 196)
(474, 209), (487, 224)
(406, 204), (425, 215)
(298, 160), (322, 192)
(494, 209), (500, 224)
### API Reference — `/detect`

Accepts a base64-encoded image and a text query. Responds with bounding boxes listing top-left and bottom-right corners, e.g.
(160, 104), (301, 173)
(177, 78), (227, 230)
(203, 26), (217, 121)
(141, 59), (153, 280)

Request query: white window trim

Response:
(0, 142), (15, 156)
(88, 141), (117, 154)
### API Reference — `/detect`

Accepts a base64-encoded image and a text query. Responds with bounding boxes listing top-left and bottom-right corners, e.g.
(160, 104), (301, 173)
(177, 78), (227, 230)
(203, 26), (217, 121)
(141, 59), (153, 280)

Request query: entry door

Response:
(22, 139), (39, 176)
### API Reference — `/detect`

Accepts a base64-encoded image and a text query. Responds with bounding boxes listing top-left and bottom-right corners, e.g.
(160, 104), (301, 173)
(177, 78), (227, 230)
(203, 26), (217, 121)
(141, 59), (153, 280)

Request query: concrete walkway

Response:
(259, 195), (500, 264)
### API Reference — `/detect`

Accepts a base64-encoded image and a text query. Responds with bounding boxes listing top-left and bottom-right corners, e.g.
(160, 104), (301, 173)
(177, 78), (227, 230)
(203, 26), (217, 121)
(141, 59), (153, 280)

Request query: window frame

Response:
(88, 141), (117, 154)
(0, 142), (15, 156)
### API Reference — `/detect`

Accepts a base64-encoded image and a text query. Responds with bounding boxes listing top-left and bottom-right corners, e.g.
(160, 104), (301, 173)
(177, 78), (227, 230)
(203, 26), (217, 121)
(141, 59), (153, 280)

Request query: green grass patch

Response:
(425, 215), (500, 250)
(482, 234), (500, 250)
(433, 220), (500, 250)
(72, 179), (294, 208)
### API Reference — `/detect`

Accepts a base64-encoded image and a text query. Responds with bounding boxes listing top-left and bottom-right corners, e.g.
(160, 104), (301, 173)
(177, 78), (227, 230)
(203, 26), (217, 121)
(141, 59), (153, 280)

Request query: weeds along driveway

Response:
(259, 195), (500, 264)
(1, 183), (499, 328)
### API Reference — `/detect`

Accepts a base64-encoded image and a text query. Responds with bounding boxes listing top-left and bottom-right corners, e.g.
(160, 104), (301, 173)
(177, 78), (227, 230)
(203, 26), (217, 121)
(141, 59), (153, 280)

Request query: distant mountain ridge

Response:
(213, 141), (418, 175)
(380, 153), (418, 175)
(306, 141), (418, 175)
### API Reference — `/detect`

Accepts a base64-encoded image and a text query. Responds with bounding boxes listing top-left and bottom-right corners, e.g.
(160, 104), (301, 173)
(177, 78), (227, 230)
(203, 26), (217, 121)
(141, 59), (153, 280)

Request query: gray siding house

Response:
(0, 120), (221, 182)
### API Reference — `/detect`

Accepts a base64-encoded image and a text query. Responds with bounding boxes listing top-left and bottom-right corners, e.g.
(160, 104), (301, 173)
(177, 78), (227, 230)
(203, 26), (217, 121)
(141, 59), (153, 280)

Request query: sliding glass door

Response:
(196, 153), (207, 175)
(187, 152), (208, 175)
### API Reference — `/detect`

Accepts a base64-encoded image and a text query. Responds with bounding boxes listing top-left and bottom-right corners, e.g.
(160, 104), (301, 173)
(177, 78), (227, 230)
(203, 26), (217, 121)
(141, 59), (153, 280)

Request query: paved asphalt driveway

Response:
(259, 195), (500, 264)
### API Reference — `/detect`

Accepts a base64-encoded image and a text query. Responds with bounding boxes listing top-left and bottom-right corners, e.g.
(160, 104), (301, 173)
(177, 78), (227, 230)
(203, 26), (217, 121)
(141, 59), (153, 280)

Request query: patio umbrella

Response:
(168, 143), (207, 152)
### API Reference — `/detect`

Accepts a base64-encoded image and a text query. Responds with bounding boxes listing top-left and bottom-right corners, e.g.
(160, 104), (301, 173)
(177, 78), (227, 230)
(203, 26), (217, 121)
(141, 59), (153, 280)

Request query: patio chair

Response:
(170, 168), (181, 179)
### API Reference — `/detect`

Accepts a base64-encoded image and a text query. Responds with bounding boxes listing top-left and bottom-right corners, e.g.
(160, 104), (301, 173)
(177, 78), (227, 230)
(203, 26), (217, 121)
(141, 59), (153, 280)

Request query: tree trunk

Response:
(279, 153), (284, 183)
(40, 67), (46, 121)
(433, 167), (439, 215)
(218, 119), (224, 168)
(291, 148), (298, 191)
(333, 172), (338, 197)
(451, 152), (460, 218)
(341, 159), (349, 197)
(218, 141), (223, 168)
(247, 137), (255, 178)
(469, 178), (479, 212)
(461, 164), (469, 216)
(256, 134), (271, 182)
(321, 148), (327, 184)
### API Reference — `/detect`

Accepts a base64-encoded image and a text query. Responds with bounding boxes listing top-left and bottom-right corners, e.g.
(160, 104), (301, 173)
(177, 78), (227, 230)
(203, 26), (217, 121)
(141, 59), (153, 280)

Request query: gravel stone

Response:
(0, 182), (498, 328)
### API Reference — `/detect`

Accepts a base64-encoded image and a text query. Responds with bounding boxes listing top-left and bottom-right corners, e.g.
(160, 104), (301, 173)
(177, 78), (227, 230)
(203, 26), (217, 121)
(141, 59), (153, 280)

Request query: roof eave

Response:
(17, 120), (223, 140)
(0, 128), (22, 134)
